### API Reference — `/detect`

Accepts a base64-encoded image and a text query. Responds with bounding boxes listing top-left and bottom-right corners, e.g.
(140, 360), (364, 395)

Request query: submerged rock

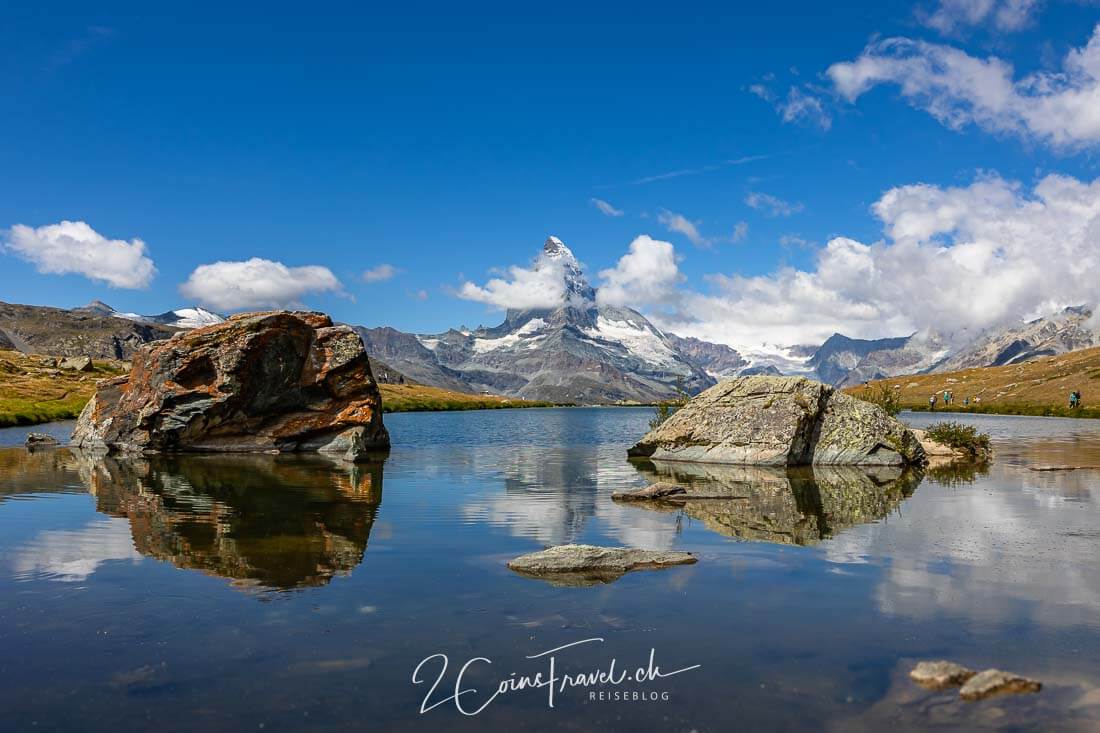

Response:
(628, 376), (924, 466)
(25, 432), (60, 450)
(611, 482), (688, 501)
(508, 544), (696, 586)
(959, 669), (1042, 701)
(910, 660), (976, 689)
(72, 311), (389, 461)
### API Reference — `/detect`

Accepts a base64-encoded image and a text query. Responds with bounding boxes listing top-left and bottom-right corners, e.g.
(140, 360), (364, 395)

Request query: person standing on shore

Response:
(929, 394), (938, 411)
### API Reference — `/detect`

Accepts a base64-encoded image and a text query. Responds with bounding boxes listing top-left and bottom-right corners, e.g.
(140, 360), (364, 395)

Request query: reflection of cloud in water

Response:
(823, 463), (1100, 627)
(460, 444), (682, 548)
(12, 518), (141, 582)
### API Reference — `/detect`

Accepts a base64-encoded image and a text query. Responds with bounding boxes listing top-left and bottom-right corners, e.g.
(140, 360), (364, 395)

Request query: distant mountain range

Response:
(352, 238), (1099, 399)
(74, 300), (225, 330)
(1, 242), (1095, 399)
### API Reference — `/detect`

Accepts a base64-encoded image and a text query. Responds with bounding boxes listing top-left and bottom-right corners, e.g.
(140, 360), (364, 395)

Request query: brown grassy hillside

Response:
(844, 345), (1100, 418)
(0, 350), (128, 426)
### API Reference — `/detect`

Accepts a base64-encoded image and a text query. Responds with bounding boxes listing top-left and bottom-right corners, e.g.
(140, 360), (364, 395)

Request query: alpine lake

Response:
(2, 408), (1100, 732)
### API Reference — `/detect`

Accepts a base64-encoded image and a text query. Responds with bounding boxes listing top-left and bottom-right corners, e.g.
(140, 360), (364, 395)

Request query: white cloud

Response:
(827, 24), (1100, 148)
(751, 84), (831, 130)
(655, 172), (1100, 349)
(3, 220), (156, 289)
(597, 235), (684, 307)
(457, 250), (568, 310)
(921, 0), (1040, 34)
(745, 192), (804, 217)
(362, 263), (399, 283)
(179, 258), (343, 311)
(732, 221), (749, 243)
(590, 198), (624, 217)
(657, 209), (709, 247)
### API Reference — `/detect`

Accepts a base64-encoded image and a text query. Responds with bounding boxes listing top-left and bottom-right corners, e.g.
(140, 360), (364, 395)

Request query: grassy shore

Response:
(0, 350), (127, 427)
(0, 349), (557, 427)
(378, 383), (556, 412)
(845, 344), (1100, 419)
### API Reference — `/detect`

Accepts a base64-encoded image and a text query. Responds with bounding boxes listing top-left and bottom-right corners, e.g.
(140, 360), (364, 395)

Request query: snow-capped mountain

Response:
(933, 306), (1096, 372)
(74, 300), (226, 329)
(357, 237), (718, 403)
(801, 307), (1097, 386)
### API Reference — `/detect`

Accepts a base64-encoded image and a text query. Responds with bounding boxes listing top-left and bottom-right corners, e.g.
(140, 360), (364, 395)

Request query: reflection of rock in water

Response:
(629, 461), (921, 546)
(76, 452), (384, 591)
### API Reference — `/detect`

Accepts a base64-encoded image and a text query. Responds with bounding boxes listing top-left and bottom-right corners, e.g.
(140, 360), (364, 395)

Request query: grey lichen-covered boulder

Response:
(628, 376), (924, 467)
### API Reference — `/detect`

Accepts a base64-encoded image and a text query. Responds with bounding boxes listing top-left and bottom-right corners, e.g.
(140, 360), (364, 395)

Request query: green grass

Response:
(378, 383), (557, 413)
(909, 403), (1100, 420)
(0, 395), (90, 427)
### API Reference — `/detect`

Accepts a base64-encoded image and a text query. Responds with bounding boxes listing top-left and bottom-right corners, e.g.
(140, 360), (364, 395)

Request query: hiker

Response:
(929, 394), (937, 411)
(963, 397), (970, 407)
(943, 389), (951, 405)
(1070, 390), (1081, 409)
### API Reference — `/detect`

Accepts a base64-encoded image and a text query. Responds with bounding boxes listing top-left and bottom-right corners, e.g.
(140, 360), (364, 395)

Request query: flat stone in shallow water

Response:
(909, 660), (976, 689)
(24, 433), (60, 450)
(959, 669), (1042, 701)
(508, 544), (696, 586)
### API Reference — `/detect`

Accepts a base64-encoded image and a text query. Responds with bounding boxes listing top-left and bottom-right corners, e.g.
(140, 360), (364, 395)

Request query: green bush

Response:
(925, 421), (992, 459)
(855, 382), (903, 417)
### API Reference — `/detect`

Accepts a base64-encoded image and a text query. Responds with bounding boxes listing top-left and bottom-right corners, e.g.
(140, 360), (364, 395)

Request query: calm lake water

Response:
(2, 409), (1100, 731)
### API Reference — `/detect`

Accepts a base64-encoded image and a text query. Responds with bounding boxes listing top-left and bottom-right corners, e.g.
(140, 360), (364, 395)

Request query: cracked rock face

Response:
(627, 375), (924, 467)
(507, 544), (697, 586)
(72, 311), (389, 461)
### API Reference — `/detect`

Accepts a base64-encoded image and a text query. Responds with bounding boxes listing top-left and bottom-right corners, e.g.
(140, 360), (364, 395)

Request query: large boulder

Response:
(628, 375), (923, 466)
(72, 311), (389, 461)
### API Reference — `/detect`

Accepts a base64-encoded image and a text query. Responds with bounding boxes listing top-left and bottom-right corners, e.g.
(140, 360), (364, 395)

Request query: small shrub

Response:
(649, 379), (690, 430)
(856, 382), (902, 417)
(925, 421), (992, 459)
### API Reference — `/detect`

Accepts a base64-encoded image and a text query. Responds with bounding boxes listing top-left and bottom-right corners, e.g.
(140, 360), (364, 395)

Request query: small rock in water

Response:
(611, 482), (687, 501)
(25, 432), (60, 450)
(508, 544), (696, 586)
(959, 669), (1041, 701)
(1028, 464), (1100, 472)
(909, 660), (976, 689)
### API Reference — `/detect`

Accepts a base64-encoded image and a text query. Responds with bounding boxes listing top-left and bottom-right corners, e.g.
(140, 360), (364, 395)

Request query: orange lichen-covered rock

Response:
(72, 311), (389, 461)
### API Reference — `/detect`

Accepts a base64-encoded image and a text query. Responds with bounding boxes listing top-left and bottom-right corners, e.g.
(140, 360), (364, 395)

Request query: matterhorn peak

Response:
(542, 235), (575, 260)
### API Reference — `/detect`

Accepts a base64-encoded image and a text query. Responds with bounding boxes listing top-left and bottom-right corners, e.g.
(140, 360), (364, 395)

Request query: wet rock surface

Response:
(71, 311), (389, 461)
(910, 660), (977, 689)
(960, 669), (1042, 701)
(627, 376), (924, 466)
(508, 544), (697, 586)
(24, 433), (60, 450)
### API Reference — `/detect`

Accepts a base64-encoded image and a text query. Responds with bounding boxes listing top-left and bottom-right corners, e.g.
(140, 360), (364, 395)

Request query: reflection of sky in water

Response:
(2, 408), (1100, 730)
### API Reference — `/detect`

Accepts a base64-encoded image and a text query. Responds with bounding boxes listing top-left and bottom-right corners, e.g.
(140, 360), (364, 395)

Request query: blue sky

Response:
(3, 1), (1100, 346)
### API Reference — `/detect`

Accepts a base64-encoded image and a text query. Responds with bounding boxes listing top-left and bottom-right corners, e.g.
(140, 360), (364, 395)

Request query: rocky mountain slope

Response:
(0, 301), (179, 359)
(358, 237), (717, 403)
(810, 307), (1096, 386)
